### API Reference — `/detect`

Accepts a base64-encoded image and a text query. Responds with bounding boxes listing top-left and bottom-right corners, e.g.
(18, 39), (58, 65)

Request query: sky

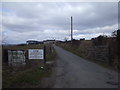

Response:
(1, 2), (118, 44)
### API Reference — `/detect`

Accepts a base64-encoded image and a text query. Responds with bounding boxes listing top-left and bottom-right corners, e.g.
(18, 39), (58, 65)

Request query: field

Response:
(2, 44), (44, 50)
(2, 44), (56, 88)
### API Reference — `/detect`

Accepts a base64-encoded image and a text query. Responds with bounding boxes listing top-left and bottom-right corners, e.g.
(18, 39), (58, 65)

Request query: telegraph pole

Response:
(71, 16), (73, 43)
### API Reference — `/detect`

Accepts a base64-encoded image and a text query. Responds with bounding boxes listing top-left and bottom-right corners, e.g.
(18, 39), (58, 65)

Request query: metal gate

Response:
(8, 50), (26, 66)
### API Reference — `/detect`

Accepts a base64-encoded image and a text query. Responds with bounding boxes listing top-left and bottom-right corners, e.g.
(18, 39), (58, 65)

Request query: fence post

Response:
(44, 45), (46, 64)
(25, 50), (32, 67)
(3, 49), (8, 65)
(2, 49), (8, 65)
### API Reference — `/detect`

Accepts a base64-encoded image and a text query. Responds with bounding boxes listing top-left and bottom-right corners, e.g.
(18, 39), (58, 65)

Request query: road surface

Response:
(53, 45), (118, 88)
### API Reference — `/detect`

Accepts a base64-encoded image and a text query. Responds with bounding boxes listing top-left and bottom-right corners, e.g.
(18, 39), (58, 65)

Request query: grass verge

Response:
(3, 64), (52, 88)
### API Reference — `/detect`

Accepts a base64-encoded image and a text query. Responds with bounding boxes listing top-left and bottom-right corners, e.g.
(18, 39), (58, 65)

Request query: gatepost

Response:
(44, 45), (46, 64)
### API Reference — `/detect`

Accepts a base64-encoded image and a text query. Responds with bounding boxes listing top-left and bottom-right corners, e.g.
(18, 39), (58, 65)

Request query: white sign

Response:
(28, 49), (44, 59)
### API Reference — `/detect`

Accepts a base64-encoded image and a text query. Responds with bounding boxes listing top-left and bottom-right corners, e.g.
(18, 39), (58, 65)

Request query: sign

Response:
(28, 49), (44, 59)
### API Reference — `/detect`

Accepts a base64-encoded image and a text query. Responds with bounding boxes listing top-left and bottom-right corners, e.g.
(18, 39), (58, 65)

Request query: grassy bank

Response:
(2, 44), (56, 88)
(57, 43), (116, 71)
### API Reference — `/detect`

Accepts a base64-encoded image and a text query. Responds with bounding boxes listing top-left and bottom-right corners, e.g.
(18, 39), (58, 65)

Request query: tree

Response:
(92, 35), (108, 46)
(112, 30), (117, 37)
(64, 37), (68, 42)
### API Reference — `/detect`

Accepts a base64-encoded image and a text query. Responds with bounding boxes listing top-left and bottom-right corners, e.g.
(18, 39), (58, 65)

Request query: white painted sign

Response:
(28, 49), (44, 59)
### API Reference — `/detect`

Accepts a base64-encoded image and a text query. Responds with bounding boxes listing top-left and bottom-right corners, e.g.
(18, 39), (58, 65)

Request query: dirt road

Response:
(53, 45), (118, 88)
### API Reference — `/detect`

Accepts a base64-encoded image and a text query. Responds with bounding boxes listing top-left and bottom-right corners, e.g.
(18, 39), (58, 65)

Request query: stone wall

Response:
(87, 45), (109, 62)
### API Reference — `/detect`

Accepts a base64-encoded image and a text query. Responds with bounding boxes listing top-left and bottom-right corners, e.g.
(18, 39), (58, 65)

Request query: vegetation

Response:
(56, 31), (118, 71)
(3, 63), (52, 88)
(2, 44), (56, 88)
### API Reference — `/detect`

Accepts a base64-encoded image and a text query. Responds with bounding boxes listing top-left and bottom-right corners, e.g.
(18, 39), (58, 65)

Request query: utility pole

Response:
(71, 16), (73, 43)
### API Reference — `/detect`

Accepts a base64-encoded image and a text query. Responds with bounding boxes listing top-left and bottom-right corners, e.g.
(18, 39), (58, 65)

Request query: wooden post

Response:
(3, 49), (8, 65)
(25, 50), (30, 67)
(44, 45), (46, 64)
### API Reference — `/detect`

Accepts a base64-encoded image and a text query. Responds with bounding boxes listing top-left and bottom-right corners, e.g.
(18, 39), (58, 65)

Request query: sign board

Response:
(28, 49), (44, 59)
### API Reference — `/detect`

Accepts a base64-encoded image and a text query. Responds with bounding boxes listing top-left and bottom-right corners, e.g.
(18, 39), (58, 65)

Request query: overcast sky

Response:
(1, 2), (118, 44)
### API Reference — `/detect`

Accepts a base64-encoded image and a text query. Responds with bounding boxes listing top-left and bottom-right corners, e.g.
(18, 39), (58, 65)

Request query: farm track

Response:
(53, 45), (118, 88)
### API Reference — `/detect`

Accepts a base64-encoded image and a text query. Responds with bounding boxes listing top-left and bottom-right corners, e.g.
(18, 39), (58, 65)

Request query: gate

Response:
(8, 50), (26, 66)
